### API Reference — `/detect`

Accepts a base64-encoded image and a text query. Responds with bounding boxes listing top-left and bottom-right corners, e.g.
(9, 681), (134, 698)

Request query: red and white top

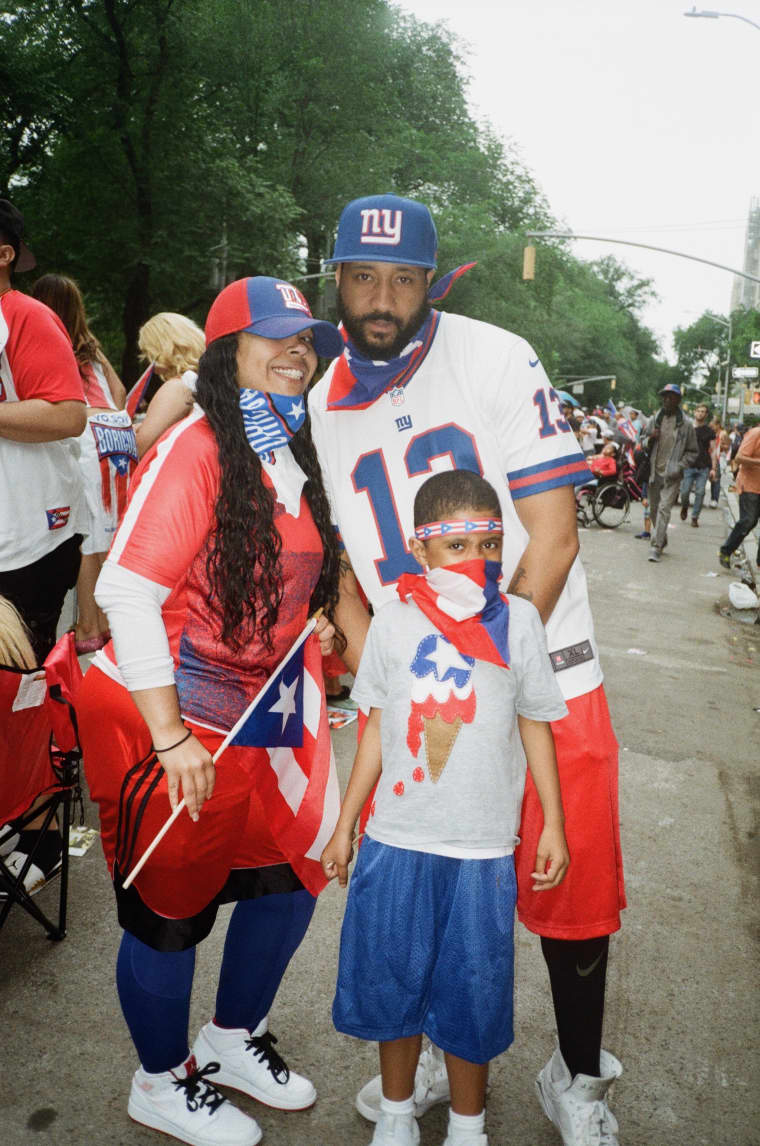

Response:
(81, 358), (118, 410)
(0, 291), (86, 570)
(310, 311), (601, 701)
(94, 409), (324, 731)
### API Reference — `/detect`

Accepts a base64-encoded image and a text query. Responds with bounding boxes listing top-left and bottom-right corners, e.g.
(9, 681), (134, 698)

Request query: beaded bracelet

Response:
(153, 727), (192, 754)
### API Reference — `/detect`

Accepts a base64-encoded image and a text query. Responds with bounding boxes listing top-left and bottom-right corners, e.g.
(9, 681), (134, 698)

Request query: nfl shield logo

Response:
(390, 387), (405, 406)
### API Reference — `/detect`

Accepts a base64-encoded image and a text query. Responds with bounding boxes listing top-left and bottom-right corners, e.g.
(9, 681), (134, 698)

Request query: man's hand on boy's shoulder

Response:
(531, 823), (570, 891)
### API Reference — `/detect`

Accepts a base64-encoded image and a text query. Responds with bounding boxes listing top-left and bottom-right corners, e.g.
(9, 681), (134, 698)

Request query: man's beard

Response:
(337, 288), (431, 361)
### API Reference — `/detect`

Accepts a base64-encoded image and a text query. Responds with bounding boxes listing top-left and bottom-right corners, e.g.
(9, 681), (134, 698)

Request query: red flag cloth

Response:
(224, 632), (339, 896)
(396, 559), (510, 669)
(44, 632), (83, 753)
(80, 632), (338, 918)
(125, 364), (154, 418)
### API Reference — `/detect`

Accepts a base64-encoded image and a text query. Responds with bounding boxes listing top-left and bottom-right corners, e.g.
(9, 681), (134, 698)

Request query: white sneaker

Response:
(370, 1110), (420, 1145)
(535, 1047), (621, 1146)
(127, 1055), (262, 1146)
(192, 1017), (316, 1111)
(0, 849), (62, 897)
(356, 1043), (450, 1122)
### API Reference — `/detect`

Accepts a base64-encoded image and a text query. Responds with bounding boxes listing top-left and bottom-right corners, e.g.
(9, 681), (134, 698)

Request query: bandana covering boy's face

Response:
(397, 555), (510, 669)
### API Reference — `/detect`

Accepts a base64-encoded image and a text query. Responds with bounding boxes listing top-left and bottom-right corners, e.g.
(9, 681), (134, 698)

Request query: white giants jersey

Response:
(309, 311), (601, 701)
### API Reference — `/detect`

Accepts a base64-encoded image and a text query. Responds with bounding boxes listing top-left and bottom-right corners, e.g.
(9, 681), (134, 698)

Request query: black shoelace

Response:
(244, 1031), (290, 1084)
(172, 1061), (227, 1115)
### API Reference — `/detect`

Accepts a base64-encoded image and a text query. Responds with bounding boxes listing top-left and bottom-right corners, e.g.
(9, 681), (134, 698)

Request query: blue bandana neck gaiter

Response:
(238, 387), (306, 458)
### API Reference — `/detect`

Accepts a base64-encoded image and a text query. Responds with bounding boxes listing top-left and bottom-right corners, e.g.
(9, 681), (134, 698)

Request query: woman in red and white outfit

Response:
(77, 277), (344, 1146)
(32, 274), (137, 653)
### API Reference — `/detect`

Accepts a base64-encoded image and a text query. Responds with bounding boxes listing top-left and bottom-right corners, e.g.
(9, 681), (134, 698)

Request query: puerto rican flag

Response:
(221, 622), (339, 896)
(396, 558), (510, 668)
(126, 364), (154, 418)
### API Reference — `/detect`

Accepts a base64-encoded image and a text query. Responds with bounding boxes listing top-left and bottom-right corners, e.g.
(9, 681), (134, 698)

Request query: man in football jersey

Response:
(309, 194), (625, 1146)
(0, 199), (86, 661)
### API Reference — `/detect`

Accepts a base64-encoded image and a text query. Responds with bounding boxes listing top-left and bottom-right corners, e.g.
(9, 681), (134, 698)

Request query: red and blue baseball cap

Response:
(659, 383), (682, 396)
(325, 194), (438, 269)
(205, 276), (343, 357)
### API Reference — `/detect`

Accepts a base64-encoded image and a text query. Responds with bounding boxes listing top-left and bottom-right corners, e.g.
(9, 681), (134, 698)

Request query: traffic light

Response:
(522, 246), (536, 281)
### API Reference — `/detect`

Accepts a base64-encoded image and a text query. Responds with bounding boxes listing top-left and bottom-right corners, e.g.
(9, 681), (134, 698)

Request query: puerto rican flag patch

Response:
(46, 506), (71, 530)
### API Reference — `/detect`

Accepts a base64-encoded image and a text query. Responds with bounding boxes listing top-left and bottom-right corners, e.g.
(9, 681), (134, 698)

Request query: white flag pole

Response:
(121, 613), (320, 890)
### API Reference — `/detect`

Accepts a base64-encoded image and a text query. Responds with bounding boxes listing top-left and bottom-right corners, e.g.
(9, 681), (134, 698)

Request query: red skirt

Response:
(515, 684), (626, 939)
(79, 666), (293, 926)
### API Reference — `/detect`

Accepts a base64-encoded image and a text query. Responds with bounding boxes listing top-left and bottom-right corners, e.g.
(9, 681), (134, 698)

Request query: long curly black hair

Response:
(194, 334), (342, 654)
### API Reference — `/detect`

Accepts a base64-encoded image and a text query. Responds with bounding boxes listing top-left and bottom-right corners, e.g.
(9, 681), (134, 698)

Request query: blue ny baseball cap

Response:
(659, 384), (682, 396)
(205, 276), (343, 357)
(326, 194), (438, 269)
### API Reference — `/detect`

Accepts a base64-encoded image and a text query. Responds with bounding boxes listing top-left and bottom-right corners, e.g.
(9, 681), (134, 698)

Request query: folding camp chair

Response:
(0, 632), (83, 941)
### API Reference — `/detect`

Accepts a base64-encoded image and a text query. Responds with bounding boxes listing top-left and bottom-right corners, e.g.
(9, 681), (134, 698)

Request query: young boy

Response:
(321, 470), (569, 1146)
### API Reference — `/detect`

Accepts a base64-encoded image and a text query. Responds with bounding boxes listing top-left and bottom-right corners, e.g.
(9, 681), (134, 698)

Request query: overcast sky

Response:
(397, 0), (756, 361)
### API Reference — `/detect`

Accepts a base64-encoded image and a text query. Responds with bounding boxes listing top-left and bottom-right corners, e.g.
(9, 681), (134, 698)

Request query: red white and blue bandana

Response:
(396, 558), (510, 669)
(326, 310), (440, 412)
(414, 518), (503, 541)
(239, 387), (306, 459)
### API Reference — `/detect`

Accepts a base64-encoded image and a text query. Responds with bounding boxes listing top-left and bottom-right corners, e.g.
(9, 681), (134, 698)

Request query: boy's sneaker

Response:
(192, 1018), (316, 1110)
(356, 1044), (450, 1122)
(718, 551), (732, 570)
(127, 1055), (262, 1146)
(535, 1046), (621, 1146)
(633, 530), (650, 540)
(370, 1111), (420, 1145)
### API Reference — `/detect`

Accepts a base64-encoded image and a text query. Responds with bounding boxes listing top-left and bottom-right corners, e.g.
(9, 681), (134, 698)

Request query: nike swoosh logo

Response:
(576, 952), (604, 978)
(529, 358), (539, 367)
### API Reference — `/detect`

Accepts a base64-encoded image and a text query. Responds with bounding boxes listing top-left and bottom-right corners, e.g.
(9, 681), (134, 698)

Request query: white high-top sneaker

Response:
(127, 1054), (262, 1146)
(369, 1110), (421, 1146)
(535, 1046), (621, 1146)
(192, 1016), (316, 1110)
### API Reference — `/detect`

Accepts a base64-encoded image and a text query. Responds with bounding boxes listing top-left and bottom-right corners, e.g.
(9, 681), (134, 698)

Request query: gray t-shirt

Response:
(352, 595), (568, 851)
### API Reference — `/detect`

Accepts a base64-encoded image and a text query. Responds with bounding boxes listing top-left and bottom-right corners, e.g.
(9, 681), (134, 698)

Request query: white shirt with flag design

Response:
(309, 311), (600, 701)
(0, 292), (86, 570)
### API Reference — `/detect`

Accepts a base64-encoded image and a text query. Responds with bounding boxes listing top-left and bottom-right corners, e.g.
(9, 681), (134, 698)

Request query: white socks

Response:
(380, 1094), (415, 1117)
(448, 1108), (486, 1138)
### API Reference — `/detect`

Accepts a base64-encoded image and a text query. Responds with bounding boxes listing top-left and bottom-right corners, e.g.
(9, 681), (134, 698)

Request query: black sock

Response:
(16, 829), (62, 875)
(540, 935), (609, 1079)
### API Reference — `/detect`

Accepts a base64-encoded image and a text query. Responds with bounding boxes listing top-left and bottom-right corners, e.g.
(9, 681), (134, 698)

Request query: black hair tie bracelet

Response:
(153, 728), (192, 754)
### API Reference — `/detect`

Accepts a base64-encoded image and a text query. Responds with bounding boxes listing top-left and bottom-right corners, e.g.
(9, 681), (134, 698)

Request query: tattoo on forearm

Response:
(508, 565), (534, 603)
(338, 555), (353, 577)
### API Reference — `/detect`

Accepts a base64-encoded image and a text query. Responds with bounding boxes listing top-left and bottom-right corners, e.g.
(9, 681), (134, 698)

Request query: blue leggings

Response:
(116, 890), (315, 1073)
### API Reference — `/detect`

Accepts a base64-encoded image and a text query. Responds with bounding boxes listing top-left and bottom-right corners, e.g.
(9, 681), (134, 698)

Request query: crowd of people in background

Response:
(558, 386), (756, 569)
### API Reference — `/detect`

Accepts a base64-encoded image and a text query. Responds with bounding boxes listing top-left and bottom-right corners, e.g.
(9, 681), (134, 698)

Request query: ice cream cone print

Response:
(423, 713), (463, 782)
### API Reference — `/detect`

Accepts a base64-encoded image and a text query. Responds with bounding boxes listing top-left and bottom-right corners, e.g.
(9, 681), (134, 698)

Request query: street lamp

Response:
(705, 312), (734, 423)
(683, 7), (760, 32)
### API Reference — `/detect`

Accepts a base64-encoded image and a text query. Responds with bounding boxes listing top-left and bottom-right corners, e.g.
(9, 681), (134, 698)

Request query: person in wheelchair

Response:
(588, 442), (619, 482)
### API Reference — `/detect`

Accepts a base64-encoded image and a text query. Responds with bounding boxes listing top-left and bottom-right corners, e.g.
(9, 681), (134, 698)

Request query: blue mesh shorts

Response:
(332, 837), (517, 1065)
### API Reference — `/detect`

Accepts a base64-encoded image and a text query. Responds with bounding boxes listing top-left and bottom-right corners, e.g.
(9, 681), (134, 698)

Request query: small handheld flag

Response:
(122, 614), (339, 894)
